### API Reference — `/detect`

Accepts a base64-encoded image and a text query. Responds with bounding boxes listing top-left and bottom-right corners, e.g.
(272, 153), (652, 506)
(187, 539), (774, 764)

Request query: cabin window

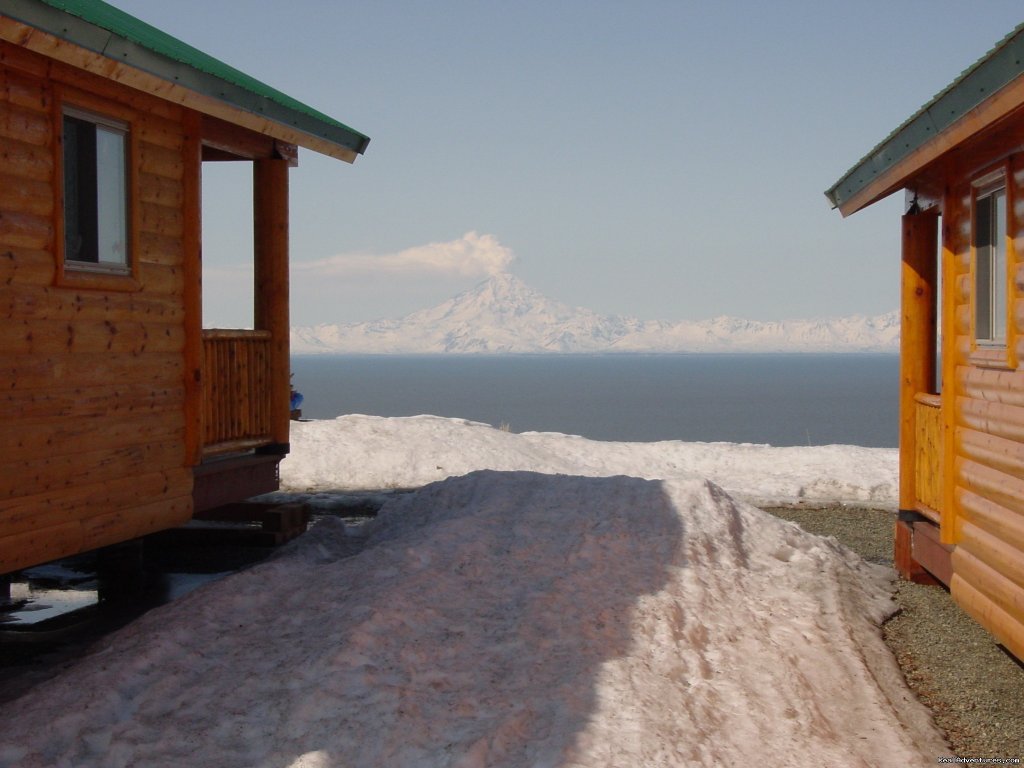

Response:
(62, 108), (130, 271)
(974, 182), (1007, 345)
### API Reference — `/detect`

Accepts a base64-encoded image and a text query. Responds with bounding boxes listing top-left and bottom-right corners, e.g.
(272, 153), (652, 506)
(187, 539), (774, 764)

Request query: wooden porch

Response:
(201, 330), (274, 456)
(191, 330), (280, 514)
(901, 393), (953, 585)
(897, 209), (953, 586)
(190, 157), (292, 514)
(913, 393), (943, 521)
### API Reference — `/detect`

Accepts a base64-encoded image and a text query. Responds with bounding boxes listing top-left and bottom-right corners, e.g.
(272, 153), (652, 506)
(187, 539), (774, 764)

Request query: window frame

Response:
(969, 164), (1013, 367)
(54, 92), (140, 291)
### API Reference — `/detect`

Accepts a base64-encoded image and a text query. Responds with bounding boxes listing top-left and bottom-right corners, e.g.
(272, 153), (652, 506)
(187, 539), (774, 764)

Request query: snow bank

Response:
(0, 471), (943, 767)
(281, 414), (898, 507)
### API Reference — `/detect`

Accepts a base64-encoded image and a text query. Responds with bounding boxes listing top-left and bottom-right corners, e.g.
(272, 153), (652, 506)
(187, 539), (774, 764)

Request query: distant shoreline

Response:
(291, 350), (902, 358)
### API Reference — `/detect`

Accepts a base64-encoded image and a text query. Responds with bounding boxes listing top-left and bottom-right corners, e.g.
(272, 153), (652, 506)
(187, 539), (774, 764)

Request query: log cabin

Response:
(827, 23), (1024, 659)
(0, 0), (368, 575)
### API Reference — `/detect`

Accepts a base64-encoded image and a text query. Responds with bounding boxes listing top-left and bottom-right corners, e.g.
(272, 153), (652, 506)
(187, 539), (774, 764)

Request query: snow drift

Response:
(280, 414), (899, 507)
(0, 471), (943, 767)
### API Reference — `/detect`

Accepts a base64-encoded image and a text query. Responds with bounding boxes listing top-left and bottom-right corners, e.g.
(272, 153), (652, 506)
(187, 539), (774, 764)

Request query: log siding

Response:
(941, 156), (1024, 659)
(0, 1), (369, 577)
(0, 43), (192, 574)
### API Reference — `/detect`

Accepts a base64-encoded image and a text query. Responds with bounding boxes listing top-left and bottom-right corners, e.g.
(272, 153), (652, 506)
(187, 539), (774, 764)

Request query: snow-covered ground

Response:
(281, 414), (899, 507)
(0, 416), (948, 767)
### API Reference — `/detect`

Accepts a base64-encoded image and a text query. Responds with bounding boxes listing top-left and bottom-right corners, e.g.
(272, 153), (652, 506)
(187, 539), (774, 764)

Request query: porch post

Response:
(182, 111), (203, 466)
(254, 158), (290, 451)
(896, 207), (938, 579)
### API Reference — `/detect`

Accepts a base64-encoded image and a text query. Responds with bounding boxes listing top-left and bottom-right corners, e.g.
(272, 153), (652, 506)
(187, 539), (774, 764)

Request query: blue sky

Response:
(111, 0), (1024, 327)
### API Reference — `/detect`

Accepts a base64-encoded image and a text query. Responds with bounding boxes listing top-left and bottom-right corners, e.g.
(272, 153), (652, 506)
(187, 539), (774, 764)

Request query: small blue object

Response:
(290, 391), (304, 410)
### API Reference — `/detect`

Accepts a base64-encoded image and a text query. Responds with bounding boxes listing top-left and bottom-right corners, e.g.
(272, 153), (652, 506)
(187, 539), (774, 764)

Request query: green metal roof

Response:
(826, 22), (1024, 213)
(2, 0), (370, 159)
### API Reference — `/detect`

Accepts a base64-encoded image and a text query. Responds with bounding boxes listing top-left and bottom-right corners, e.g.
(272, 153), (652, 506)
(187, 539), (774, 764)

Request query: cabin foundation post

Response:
(96, 539), (146, 604)
(897, 208), (938, 581)
(253, 158), (291, 452)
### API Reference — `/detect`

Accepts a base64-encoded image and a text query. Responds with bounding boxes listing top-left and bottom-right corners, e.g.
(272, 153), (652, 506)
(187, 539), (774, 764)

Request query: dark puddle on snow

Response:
(0, 562), (236, 631)
(2, 563), (99, 629)
(0, 493), (387, 707)
(0, 542), (267, 707)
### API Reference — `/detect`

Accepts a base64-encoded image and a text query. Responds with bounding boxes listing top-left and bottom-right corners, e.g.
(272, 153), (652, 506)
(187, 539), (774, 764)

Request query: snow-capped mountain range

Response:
(291, 273), (899, 354)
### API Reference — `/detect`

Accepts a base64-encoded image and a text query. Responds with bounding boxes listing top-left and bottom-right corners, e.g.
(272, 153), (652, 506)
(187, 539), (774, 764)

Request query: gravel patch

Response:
(763, 505), (1024, 760)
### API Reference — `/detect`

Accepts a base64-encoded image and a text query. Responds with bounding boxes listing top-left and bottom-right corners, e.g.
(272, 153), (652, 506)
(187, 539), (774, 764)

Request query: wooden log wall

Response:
(943, 157), (1024, 659)
(0, 44), (193, 574)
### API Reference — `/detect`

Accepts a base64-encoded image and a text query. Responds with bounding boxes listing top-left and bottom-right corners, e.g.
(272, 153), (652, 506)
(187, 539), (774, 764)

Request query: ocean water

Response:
(290, 354), (899, 448)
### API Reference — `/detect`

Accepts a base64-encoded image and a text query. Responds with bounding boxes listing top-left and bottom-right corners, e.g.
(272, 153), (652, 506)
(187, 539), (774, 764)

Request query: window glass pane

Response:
(976, 194), (993, 341)
(95, 126), (127, 265)
(993, 189), (1007, 342)
(63, 115), (98, 263)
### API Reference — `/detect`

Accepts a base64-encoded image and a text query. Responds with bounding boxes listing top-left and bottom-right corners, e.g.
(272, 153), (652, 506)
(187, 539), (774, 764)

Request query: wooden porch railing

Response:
(914, 393), (943, 517)
(201, 330), (273, 454)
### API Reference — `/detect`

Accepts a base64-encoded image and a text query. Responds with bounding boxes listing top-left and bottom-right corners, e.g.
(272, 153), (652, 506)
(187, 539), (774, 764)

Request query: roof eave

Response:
(826, 22), (1024, 216)
(0, 0), (369, 162)
(827, 74), (1024, 218)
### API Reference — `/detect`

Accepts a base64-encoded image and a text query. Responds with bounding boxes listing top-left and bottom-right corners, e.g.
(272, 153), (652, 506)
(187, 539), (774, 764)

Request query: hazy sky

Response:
(110, 0), (1023, 327)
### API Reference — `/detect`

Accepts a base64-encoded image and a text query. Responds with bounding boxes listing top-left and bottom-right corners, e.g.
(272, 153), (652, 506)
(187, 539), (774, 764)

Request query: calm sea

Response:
(290, 354), (899, 448)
